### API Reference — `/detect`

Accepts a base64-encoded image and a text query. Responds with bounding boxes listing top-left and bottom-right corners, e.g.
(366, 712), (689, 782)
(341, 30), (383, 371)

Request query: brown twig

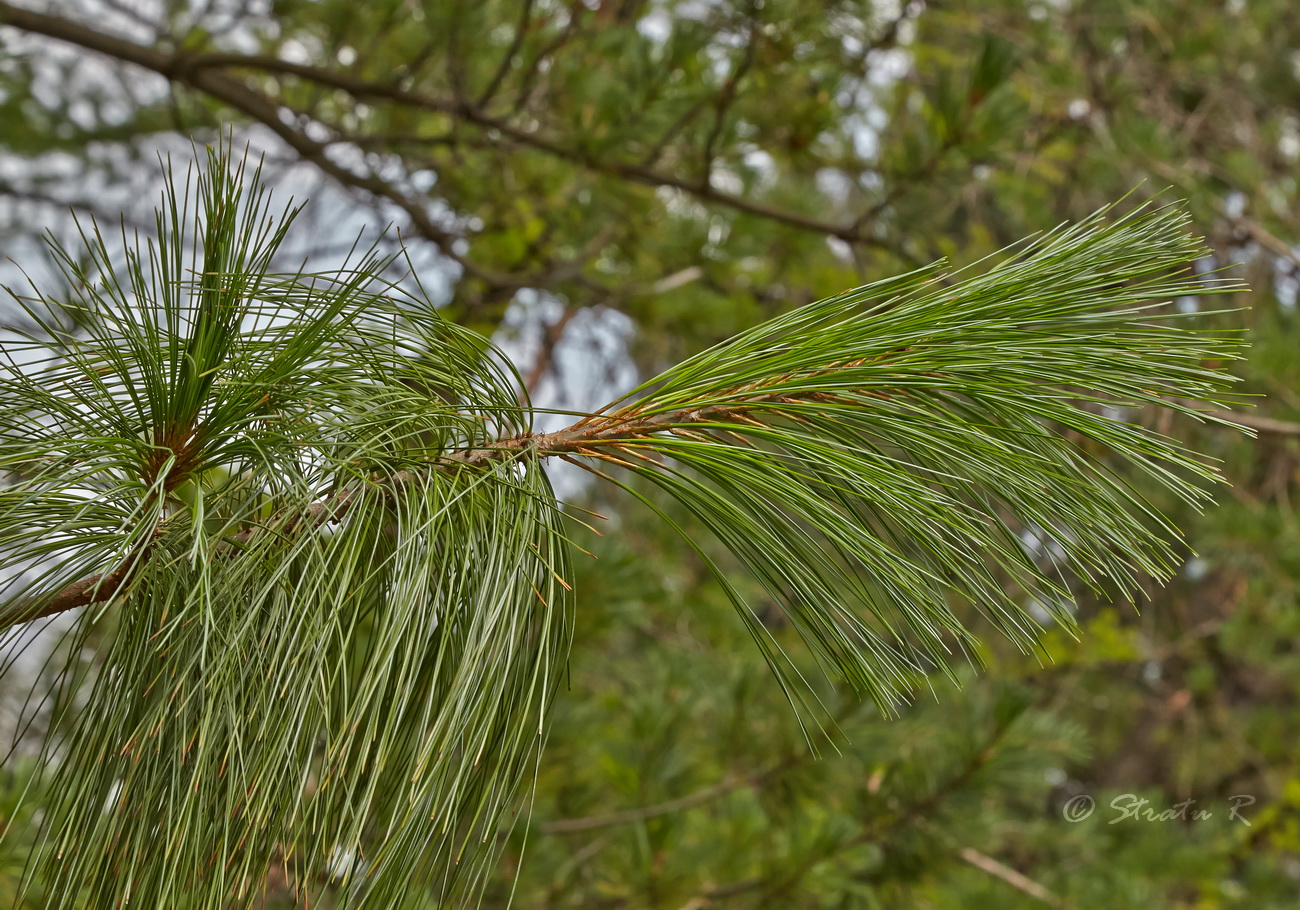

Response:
(1, 560), (138, 626)
(521, 306), (580, 402)
(0, 390), (790, 631)
(955, 845), (1063, 907)
(1227, 215), (1300, 269)
(1211, 410), (1300, 436)
(1171, 399), (1300, 437)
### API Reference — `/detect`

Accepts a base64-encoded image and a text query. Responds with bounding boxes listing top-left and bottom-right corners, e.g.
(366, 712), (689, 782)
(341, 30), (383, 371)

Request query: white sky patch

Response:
(1026, 596), (1075, 626)
(637, 9), (673, 43)
(103, 779), (123, 814)
(866, 47), (913, 90)
(741, 148), (777, 191)
(1020, 524), (1068, 564)
(277, 36), (320, 65)
(1274, 256), (1298, 309)
(0, 539), (87, 756)
(816, 167), (854, 203)
(710, 167), (743, 196)
(496, 292), (636, 499)
(655, 186), (710, 222)
(327, 845), (361, 881)
(826, 236), (854, 264)
(1279, 114), (1300, 162)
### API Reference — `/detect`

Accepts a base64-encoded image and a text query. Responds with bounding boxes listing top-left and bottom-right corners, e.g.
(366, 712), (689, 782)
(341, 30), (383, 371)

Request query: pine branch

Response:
(0, 393), (808, 628)
(0, 146), (1248, 907)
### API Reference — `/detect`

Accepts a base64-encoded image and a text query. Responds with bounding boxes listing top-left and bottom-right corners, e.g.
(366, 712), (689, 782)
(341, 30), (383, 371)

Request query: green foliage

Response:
(0, 148), (572, 906)
(0, 143), (1251, 906)
(3, 0), (1300, 906)
(570, 206), (1244, 717)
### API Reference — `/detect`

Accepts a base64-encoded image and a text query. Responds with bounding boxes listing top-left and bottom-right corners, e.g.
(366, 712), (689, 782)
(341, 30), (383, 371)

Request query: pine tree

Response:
(0, 146), (1248, 906)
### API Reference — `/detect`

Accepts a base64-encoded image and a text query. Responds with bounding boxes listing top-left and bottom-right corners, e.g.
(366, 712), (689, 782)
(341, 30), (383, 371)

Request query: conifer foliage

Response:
(0, 150), (1243, 906)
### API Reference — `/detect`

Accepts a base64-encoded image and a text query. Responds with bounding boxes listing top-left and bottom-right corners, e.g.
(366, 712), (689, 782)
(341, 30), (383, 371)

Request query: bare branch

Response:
(476, 0), (535, 108)
(955, 845), (1063, 907)
(1207, 410), (1300, 437)
(0, 3), (888, 249)
(699, 22), (759, 185)
(0, 1), (513, 292)
(521, 305), (579, 402)
(1228, 214), (1300, 269)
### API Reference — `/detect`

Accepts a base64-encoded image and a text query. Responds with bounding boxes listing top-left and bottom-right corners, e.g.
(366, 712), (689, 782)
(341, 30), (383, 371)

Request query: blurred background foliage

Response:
(2, 0), (1300, 906)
